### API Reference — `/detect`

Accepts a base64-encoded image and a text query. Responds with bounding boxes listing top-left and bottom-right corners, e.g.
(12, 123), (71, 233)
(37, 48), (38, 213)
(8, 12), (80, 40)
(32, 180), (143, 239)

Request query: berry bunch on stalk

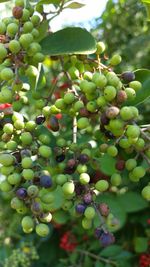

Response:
(0, 0), (150, 246)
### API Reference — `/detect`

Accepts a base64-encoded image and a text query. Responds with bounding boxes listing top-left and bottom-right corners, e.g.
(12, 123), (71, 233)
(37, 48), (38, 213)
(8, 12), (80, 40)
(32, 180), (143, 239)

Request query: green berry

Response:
(80, 80), (96, 94)
(22, 169), (34, 180)
(11, 197), (24, 209)
(82, 217), (92, 229)
(62, 181), (75, 195)
(125, 87), (136, 100)
(0, 22), (6, 34)
(92, 72), (107, 88)
(73, 100), (84, 112)
(68, 66), (79, 79)
(142, 186), (150, 200)
(3, 123), (14, 134)
(77, 118), (89, 129)
(21, 157), (33, 168)
(0, 153), (14, 166)
(96, 96), (107, 107)
(8, 173), (21, 185)
(25, 121), (36, 131)
(19, 33), (33, 49)
(79, 173), (90, 184)
(104, 86), (116, 101)
(23, 21), (33, 33)
(15, 0), (24, 7)
(125, 159), (137, 171)
(31, 15), (41, 25)
(39, 145), (52, 158)
(84, 207), (96, 219)
(21, 216), (34, 233)
(7, 23), (19, 36)
(36, 223), (49, 237)
(129, 81), (142, 91)
(96, 42), (105, 54)
(132, 166), (146, 179)
(0, 68), (14, 80)
(27, 185), (39, 198)
(95, 180), (109, 192)
(9, 40), (21, 54)
(0, 180), (12, 192)
(64, 92), (75, 104)
(41, 192), (54, 203)
(20, 132), (32, 145)
(126, 125), (140, 138)
(111, 173), (122, 186)
(120, 106), (133, 121)
(110, 54), (122, 65)
(0, 44), (7, 60)
(107, 145), (118, 157)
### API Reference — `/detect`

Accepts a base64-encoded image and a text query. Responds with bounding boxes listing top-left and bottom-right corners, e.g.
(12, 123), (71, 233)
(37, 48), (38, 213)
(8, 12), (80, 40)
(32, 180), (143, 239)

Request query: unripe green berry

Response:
(95, 180), (109, 192)
(36, 223), (49, 237)
(79, 173), (90, 184)
(84, 207), (96, 219)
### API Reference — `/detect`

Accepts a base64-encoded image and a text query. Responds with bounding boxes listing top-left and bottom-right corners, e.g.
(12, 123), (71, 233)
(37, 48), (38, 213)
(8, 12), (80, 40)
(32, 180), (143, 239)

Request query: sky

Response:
(50, 0), (108, 31)
(0, 0), (108, 31)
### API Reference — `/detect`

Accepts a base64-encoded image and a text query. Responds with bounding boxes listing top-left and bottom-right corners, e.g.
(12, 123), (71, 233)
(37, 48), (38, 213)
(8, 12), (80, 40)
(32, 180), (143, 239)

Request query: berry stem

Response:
(73, 116), (77, 144)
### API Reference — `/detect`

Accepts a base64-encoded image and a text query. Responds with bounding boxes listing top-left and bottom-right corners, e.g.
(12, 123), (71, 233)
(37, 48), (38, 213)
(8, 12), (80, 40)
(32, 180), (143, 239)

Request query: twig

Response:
(76, 249), (118, 266)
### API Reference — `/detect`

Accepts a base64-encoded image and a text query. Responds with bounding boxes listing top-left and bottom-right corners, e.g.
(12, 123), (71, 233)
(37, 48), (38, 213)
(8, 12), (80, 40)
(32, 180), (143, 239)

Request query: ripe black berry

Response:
(121, 71), (135, 82)
(78, 154), (89, 164)
(55, 154), (65, 162)
(100, 112), (109, 125)
(35, 115), (46, 125)
(12, 151), (22, 163)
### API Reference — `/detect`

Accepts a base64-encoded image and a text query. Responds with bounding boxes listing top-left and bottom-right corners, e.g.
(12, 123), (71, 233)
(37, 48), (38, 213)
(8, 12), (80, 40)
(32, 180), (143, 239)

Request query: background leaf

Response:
(97, 154), (116, 176)
(100, 245), (122, 258)
(41, 27), (97, 55)
(134, 237), (148, 253)
(118, 192), (148, 213)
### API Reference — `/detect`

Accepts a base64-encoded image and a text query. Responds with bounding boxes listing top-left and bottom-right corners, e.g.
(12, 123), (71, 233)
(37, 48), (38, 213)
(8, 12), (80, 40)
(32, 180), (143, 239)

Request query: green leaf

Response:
(41, 27), (97, 56)
(35, 64), (46, 91)
(97, 154), (117, 175)
(141, 0), (150, 4)
(42, 186), (65, 212)
(95, 262), (105, 267)
(100, 245), (122, 258)
(125, 69), (150, 106)
(115, 251), (133, 260)
(118, 192), (148, 213)
(52, 209), (69, 224)
(134, 237), (148, 253)
(38, 0), (61, 4)
(65, 2), (85, 9)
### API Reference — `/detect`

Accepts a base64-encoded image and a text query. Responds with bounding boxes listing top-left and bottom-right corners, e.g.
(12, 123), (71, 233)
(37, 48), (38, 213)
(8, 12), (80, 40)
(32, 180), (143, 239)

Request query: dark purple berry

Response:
(12, 151), (21, 163)
(104, 130), (115, 139)
(99, 232), (115, 247)
(95, 227), (104, 239)
(78, 154), (89, 164)
(99, 203), (109, 217)
(55, 154), (65, 162)
(35, 115), (46, 125)
(40, 175), (52, 188)
(75, 182), (86, 196)
(115, 160), (125, 171)
(16, 188), (27, 199)
(83, 193), (92, 204)
(31, 202), (42, 214)
(21, 149), (31, 157)
(100, 113), (109, 126)
(75, 203), (86, 214)
(117, 90), (127, 103)
(121, 71), (135, 82)
(49, 116), (59, 131)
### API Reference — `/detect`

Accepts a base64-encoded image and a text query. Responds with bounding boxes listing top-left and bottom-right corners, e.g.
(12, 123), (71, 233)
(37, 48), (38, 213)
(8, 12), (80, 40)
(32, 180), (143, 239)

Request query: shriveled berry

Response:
(12, 6), (23, 19)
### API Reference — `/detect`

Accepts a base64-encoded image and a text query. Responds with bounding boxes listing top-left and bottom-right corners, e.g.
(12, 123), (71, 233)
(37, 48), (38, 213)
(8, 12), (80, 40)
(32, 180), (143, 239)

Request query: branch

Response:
(76, 249), (118, 266)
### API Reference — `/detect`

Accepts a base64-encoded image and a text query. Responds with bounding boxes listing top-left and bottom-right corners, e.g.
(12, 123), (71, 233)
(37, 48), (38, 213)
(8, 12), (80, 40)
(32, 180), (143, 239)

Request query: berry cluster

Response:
(0, 0), (149, 243)
(59, 231), (78, 252)
(4, 242), (39, 267)
(139, 253), (150, 267)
